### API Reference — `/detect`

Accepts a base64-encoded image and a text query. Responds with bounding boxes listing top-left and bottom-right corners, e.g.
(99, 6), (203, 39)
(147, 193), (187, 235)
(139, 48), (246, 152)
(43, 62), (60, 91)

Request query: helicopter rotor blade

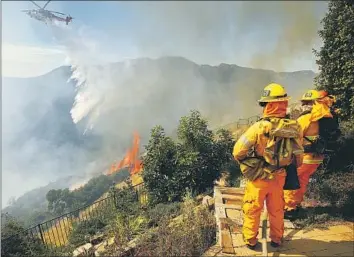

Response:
(42, 0), (51, 10)
(30, 1), (42, 9)
(48, 10), (66, 15)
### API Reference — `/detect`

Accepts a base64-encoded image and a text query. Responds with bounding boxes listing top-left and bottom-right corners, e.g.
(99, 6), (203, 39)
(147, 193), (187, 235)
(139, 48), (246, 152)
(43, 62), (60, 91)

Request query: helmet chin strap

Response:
(259, 102), (267, 107)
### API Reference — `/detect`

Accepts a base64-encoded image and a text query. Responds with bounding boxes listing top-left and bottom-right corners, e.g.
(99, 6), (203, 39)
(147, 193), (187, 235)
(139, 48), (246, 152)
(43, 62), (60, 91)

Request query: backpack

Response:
(239, 155), (277, 182)
(262, 118), (303, 169)
(304, 116), (341, 154)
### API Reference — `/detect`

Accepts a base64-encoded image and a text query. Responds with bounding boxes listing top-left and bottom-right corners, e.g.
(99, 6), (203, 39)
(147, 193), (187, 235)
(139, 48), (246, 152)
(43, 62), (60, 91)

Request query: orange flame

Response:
(106, 131), (143, 176)
(131, 159), (143, 175)
(107, 163), (117, 175)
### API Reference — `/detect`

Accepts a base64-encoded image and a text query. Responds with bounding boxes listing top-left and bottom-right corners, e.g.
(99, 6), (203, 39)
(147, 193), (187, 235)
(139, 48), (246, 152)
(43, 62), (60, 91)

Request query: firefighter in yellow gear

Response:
(233, 83), (303, 249)
(284, 90), (337, 215)
(299, 89), (319, 113)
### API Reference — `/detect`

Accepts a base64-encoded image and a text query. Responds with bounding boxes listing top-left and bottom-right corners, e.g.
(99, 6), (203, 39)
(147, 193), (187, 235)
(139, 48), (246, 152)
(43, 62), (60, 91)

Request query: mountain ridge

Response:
(2, 56), (316, 80)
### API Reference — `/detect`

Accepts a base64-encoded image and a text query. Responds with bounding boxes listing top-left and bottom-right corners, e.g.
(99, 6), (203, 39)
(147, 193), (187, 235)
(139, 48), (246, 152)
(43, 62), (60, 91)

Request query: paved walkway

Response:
(204, 222), (354, 256)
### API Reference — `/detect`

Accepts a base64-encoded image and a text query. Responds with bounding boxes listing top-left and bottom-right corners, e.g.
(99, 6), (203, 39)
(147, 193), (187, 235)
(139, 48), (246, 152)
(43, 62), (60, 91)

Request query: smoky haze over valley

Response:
(2, 1), (326, 209)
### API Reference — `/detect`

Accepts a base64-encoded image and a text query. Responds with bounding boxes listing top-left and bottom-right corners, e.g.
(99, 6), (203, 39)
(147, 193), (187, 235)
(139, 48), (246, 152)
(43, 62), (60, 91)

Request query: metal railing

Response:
(2, 182), (145, 249)
(214, 115), (261, 132)
(134, 182), (148, 205)
(215, 103), (300, 132)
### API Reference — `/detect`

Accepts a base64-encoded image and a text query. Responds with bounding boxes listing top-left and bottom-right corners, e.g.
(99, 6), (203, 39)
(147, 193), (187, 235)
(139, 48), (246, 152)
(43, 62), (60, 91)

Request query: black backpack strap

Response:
(262, 117), (271, 122)
(303, 136), (317, 153)
(304, 136), (315, 144)
(299, 110), (311, 117)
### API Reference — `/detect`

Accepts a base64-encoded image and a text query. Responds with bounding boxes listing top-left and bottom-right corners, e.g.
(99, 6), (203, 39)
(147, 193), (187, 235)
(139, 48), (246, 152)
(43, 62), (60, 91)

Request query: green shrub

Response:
(1, 214), (46, 257)
(306, 170), (354, 217)
(133, 195), (216, 256)
(44, 246), (74, 257)
(108, 213), (148, 251)
(68, 217), (107, 247)
(109, 184), (141, 218)
(306, 120), (354, 216)
(225, 159), (242, 187)
(145, 202), (181, 227)
(318, 173), (354, 209)
(324, 119), (354, 173)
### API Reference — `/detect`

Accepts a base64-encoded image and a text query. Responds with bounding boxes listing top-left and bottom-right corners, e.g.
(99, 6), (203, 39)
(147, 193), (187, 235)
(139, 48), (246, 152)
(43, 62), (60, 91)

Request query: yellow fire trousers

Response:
(284, 163), (320, 211)
(242, 171), (286, 246)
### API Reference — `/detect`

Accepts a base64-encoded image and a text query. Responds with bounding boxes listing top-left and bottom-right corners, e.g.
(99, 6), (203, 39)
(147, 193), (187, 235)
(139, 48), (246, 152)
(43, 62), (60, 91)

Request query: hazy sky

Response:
(2, 1), (328, 77)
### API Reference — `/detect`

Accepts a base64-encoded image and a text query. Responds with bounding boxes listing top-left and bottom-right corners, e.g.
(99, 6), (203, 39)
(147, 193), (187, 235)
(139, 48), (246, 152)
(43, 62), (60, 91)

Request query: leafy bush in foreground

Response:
(68, 217), (107, 247)
(134, 195), (216, 256)
(1, 214), (46, 257)
(145, 202), (181, 227)
(305, 169), (354, 221)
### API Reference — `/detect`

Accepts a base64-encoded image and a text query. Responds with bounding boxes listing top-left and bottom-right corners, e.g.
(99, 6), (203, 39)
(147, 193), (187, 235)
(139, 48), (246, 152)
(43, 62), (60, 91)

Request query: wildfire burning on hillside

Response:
(106, 131), (143, 177)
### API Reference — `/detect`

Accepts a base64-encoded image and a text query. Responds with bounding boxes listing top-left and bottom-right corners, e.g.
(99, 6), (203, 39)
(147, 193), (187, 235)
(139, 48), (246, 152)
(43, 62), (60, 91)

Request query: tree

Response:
(142, 126), (179, 204)
(143, 110), (235, 205)
(214, 128), (236, 170)
(314, 1), (354, 120)
(176, 110), (223, 194)
(45, 171), (130, 215)
(313, 1), (354, 173)
(46, 189), (71, 215)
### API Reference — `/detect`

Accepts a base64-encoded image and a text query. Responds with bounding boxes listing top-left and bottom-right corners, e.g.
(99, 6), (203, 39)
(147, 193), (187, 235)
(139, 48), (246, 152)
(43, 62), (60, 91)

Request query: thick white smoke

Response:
(50, 20), (211, 139)
(51, 23), (106, 127)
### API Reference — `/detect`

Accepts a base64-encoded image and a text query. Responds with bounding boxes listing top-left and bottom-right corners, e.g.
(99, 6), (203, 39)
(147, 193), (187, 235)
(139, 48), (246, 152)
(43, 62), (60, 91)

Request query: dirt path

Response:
(204, 222), (354, 256)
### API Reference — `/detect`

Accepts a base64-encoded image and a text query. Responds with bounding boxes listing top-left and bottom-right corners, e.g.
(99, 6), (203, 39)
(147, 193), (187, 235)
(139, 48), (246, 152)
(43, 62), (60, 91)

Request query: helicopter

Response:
(22, 1), (73, 25)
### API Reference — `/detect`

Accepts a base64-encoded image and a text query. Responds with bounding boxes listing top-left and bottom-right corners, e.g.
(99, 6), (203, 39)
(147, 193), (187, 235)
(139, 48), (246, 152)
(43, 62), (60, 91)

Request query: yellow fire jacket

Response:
(297, 113), (324, 164)
(233, 119), (304, 167)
